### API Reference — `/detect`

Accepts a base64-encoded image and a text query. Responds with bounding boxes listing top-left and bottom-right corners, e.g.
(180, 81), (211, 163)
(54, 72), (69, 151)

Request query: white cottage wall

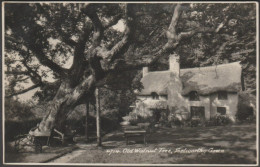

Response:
(185, 96), (211, 120)
(137, 92), (238, 122)
(210, 92), (238, 121)
(137, 95), (167, 101)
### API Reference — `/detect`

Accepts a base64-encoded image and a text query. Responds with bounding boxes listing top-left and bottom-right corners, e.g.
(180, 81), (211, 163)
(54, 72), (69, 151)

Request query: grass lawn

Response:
(66, 123), (257, 164)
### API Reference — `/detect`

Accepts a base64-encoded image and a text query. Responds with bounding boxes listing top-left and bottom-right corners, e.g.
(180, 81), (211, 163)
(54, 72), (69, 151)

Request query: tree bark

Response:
(10, 4), (135, 144)
(26, 4), (182, 137)
(29, 75), (96, 136)
(95, 88), (102, 147)
(85, 101), (89, 141)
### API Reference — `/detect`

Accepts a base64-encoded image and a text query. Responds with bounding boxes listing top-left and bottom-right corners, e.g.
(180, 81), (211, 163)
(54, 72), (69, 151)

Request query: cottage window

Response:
(160, 95), (168, 100)
(151, 92), (159, 100)
(190, 106), (205, 119)
(218, 91), (228, 100)
(217, 107), (226, 115)
(189, 91), (200, 101)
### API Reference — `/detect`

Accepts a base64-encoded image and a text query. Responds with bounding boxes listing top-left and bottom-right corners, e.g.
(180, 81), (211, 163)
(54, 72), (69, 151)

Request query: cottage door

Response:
(153, 109), (161, 123)
(190, 106), (205, 120)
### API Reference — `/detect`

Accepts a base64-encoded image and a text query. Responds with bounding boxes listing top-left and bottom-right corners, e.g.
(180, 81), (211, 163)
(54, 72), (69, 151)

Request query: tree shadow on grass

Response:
(102, 124), (256, 164)
(171, 152), (256, 164)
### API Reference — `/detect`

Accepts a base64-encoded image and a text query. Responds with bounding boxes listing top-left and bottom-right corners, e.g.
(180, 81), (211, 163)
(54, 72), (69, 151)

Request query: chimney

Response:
(142, 67), (149, 77)
(169, 53), (180, 76)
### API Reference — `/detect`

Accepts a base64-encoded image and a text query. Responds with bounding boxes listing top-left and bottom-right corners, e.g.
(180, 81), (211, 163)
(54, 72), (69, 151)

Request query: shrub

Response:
(128, 112), (139, 125)
(128, 111), (155, 126)
(168, 113), (188, 127)
(206, 114), (232, 126)
(5, 98), (36, 121)
(236, 105), (254, 121)
(241, 114), (256, 124)
(190, 118), (205, 127)
(66, 112), (120, 136)
(236, 92), (255, 121)
(158, 111), (171, 127)
(5, 119), (42, 141)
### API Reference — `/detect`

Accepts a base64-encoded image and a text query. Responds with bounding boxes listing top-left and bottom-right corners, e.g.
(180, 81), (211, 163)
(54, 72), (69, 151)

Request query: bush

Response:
(206, 114), (232, 126)
(169, 115), (183, 127)
(245, 115), (256, 123)
(190, 118), (205, 127)
(158, 111), (170, 127)
(238, 114), (256, 124)
(236, 92), (255, 121)
(128, 112), (155, 126)
(5, 119), (42, 141)
(5, 98), (36, 121)
(167, 112), (192, 127)
(128, 112), (139, 125)
(66, 112), (120, 136)
(236, 105), (254, 121)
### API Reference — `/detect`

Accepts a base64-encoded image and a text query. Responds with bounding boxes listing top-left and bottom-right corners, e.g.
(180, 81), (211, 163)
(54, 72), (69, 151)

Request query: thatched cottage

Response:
(135, 54), (244, 122)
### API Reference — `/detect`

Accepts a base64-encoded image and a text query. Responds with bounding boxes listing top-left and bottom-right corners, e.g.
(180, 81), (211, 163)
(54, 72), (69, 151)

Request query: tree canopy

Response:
(4, 3), (256, 132)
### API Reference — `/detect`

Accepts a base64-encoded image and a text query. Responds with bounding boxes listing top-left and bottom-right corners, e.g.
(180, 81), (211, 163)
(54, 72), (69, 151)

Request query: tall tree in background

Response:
(5, 3), (256, 136)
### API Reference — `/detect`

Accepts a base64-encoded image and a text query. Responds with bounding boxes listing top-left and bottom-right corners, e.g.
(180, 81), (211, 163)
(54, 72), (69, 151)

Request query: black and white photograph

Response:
(2, 1), (258, 165)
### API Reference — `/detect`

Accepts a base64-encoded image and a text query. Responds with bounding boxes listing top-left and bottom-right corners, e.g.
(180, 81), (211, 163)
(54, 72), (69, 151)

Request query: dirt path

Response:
(49, 143), (96, 163)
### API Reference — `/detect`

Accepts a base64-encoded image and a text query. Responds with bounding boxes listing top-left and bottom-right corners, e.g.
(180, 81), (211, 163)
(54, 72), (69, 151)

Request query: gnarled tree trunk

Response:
(7, 3), (226, 145)
(28, 4), (136, 141)
(29, 75), (96, 135)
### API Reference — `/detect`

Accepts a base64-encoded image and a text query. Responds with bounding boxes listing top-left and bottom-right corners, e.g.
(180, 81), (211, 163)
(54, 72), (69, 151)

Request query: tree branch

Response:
(69, 21), (93, 85)
(28, 43), (68, 77)
(103, 14), (123, 29)
(15, 77), (30, 82)
(22, 56), (43, 85)
(9, 19), (69, 77)
(162, 4), (182, 53)
(36, 3), (78, 47)
(101, 4), (135, 63)
(177, 18), (228, 41)
(58, 32), (78, 47)
(71, 25), (93, 71)
(108, 62), (148, 73)
(5, 83), (41, 98)
(166, 4), (181, 39)
(5, 70), (29, 75)
(82, 5), (104, 47)
(162, 4), (228, 54)
(106, 3), (229, 72)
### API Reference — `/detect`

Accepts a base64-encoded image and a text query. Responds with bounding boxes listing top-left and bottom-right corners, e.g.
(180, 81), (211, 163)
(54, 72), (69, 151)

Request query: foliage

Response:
(127, 112), (155, 126)
(157, 111), (170, 126)
(5, 3), (257, 101)
(236, 91), (255, 121)
(236, 106), (254, 121)
(190, 118), (205, 127)
(4, 3), (256, 132)
(66, 105), (121, 134)
(206, 114), (233, 126)
(99, 87), (137, 120)
(5, 119), (42, 141)
(168, 113), (185, 127)
(5, 98), (35, 121)
(243, 115), (256, 124)
(65, 112), (120, 136)
(167, 112), (233, 127)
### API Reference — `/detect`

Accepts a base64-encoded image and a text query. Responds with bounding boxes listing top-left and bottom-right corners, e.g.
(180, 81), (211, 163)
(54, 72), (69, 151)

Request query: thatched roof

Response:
(143, 99), (168, 109)
(181, 62), (242, 95)
(139, 71), (174, 95)
(139, 62), (242, 96)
